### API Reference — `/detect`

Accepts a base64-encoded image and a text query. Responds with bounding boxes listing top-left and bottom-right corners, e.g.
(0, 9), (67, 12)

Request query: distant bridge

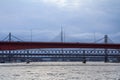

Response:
(0, 33), (120, 63)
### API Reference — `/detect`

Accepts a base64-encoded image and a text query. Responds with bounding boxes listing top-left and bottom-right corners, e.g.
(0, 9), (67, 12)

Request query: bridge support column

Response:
(104, 50), (108, 63)
(83, 50), (86, 64)
(0, 51), (5, 63)
(8, 50), (12, 62)
(104, 35), (108, 63)
(8, 33), (12, 62)
(26, 50), (30, 64)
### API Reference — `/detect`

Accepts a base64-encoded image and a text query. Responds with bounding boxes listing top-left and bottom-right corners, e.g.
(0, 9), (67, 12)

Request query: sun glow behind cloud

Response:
(32, 0), (83, 9)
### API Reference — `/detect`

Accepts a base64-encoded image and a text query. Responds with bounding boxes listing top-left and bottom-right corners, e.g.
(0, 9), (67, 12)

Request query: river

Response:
(0, 62), (120, 80)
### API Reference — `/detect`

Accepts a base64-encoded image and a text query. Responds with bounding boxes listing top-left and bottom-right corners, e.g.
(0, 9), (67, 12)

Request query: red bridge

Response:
(0, 41), (120, 50)
(0, 33), (120, 63)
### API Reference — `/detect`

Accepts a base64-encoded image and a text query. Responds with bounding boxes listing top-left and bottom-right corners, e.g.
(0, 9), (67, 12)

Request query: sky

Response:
(0, 0), (120, 43)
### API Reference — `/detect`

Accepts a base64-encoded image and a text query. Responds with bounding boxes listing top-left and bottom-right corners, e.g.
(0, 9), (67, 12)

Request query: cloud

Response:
(29, 0), (83, 10)
(0, 0), (120, 42)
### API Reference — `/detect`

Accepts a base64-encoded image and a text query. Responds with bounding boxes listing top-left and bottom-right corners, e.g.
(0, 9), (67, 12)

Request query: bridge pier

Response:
(83, 50), (86, 64)
(8, 50), (12, 62)
(26, 50), (30, 64)
(104, 35), (108, 63)
(0, 51), (5, 63)
(104, 49), (108, 63)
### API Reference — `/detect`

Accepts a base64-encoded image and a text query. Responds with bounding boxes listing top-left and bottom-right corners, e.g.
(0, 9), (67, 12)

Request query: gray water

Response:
(0, 62), (120, 80)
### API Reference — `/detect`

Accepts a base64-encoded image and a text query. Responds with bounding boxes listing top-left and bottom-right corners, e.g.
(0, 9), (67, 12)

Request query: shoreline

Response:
(0, 62), (120, 67)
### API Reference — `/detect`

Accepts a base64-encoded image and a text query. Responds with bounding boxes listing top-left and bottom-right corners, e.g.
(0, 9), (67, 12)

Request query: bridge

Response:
(0, 33), (120, 63)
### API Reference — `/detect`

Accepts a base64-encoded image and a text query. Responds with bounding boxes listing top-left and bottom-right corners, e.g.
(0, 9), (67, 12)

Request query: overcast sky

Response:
(0, 0), (120, 43)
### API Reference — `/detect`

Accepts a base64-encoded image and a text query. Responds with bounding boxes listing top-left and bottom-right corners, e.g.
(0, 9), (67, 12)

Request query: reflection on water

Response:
(0, 62), (120, 80)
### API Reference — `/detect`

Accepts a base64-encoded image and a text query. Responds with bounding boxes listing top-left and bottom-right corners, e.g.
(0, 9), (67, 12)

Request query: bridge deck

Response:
(0, 42), (120, 50)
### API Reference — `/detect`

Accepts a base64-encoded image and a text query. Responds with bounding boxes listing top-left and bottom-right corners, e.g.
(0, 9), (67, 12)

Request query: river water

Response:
(0, 62), (120, 80)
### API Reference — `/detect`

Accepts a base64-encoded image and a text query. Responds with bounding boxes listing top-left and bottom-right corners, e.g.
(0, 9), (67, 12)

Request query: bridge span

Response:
(0, 34), (120, 63)
(0, 41), (120, 50)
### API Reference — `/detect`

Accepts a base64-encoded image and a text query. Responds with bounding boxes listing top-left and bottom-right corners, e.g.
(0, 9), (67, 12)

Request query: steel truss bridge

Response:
(0, 49), (120, 63)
